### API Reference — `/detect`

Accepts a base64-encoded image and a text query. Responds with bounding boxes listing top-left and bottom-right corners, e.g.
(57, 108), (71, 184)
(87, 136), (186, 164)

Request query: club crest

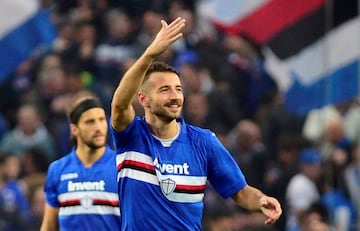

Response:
(160, 178), (176, 195)
(80, 195), (93, 209)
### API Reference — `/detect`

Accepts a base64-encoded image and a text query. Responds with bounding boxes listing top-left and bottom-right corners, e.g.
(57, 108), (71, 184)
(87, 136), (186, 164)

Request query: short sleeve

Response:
(44, 163), (60, 208)
(207, 132), (247, 198)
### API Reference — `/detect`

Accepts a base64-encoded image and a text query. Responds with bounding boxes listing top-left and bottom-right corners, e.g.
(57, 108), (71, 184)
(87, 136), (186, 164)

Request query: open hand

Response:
(145, 17), (186, 58)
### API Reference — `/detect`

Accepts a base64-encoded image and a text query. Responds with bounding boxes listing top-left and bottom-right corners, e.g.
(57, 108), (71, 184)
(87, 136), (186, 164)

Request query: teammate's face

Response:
(75, 108), (108, 149)
(141, 72), (184, 122)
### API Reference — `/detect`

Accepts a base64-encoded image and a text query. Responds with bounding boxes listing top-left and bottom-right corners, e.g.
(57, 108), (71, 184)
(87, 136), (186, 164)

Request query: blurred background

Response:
(0, 0), (359, 230)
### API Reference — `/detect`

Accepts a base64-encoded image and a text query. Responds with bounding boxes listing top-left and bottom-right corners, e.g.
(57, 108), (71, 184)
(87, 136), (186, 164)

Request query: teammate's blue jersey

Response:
(44, 145), (121, 231)
(112, 117), (247, 230)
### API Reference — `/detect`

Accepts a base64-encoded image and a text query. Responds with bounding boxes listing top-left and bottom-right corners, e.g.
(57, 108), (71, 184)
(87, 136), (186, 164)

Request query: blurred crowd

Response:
(1, 0), (360, 230)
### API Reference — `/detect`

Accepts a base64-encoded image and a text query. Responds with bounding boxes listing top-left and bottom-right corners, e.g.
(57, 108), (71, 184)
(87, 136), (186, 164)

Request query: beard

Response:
(149, 99), (182, 122)
(84, 140), (105, 149)
(78, 131), (107, 149)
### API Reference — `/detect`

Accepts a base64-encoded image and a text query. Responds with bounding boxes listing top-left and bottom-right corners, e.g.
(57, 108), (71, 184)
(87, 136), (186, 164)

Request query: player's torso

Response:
(116, 132), (208, 230)
(56, 152), (120, 230)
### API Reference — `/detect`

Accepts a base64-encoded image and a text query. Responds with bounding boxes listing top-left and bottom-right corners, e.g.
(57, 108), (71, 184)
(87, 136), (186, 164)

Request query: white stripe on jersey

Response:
(116, 151), (208, 203)
(58, 191), (119, 202)
(166, 192), (204, 203)
(116, 151), (152, 165)
(59, 205), (120, 216)
(117, 167), (159, 185)
(116, 151), (207, 185)
(117, 166), (207, 187)
(159, 174), (207, 186)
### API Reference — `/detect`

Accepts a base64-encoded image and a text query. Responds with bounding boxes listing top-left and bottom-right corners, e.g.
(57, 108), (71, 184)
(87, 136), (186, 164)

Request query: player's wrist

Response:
(143, 46), (160, 59)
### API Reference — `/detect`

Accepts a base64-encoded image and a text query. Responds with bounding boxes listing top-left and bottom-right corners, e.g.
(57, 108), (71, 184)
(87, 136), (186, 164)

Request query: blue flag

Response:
(0, 0), (57, 83)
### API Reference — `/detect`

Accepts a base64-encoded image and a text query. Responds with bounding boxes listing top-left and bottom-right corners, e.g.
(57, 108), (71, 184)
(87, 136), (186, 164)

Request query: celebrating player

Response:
(111, 17), (282, 230)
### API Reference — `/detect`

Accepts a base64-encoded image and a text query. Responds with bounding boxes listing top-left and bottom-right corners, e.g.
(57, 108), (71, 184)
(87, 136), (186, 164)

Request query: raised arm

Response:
(232, 185), (282, 225)
(111, 17), (186, 131)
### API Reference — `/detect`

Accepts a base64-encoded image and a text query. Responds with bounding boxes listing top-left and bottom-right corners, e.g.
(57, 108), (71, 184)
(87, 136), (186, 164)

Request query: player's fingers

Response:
(160, 20), (168, 28)
(168, 33), (183, 44)
(168, 17), (183, 27)
(264, 217), (275, 225)
(166, 20), (185, 39)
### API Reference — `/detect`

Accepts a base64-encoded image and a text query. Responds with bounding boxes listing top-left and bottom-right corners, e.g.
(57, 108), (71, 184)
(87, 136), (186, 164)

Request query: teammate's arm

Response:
(232, 185), (282, 225)
(111, 17), (185, 132)
(40, 204), (59, 231)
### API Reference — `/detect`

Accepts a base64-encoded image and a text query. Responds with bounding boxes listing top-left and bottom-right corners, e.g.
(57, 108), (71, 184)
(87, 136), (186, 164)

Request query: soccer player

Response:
(111, 17), (282, 230)
(41, 96), (121, 231)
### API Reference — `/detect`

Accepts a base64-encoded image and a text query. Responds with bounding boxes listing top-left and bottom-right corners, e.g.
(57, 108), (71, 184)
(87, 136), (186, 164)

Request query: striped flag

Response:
(201, 0), (360, 115)
(0, 0), (57, 83)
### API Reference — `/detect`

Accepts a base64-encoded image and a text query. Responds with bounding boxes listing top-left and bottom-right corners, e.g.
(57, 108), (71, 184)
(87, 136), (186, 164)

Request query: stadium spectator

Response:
(228, 119), (268, 189)
(0, 153), (32, 231)
(95, 8), (143, 88)
(0, 103), (56, 160)
(27, 184), (47, 231)
(298, 202), (335, 231)
(343, 143), (360, 229)
(303, 99), (360, 146)
(18, 147), (49, 203)
(285, 148), (323, 231)
(182, 92), (211, 128)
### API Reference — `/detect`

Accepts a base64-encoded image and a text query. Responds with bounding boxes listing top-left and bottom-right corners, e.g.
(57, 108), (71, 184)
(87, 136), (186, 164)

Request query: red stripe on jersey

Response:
(117, 159), (155, 172)
(176, 184), (205, 191)
(60, 199), (80, 206)
(93, 199), (119, 207)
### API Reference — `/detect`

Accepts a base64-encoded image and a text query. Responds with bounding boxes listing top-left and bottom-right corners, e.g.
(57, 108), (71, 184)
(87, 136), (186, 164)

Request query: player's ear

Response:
(138, 92), (149, 107)
(70, 123), (78, 137)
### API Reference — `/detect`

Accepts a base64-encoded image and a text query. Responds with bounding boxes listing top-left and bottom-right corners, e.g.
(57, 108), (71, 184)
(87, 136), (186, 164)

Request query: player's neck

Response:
(76, 145), (106, 167)
(146, 118), (178, 139)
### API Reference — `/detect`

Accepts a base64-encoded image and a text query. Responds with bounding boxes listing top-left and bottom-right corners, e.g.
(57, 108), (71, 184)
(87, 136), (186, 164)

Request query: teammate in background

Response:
(111, 17), (282, 230)
(41, 96), (120, 231)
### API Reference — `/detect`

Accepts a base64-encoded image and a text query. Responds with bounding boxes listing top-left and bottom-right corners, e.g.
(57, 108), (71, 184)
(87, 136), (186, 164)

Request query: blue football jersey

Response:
(112, 117), (247, 230)
(44, 146), (121, 231)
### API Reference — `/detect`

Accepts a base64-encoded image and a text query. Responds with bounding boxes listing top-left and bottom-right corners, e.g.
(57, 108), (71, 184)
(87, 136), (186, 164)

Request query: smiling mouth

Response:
(167, 105), (181, 111)
(165, 99), (182, 107)
(168, 105), (180, 108)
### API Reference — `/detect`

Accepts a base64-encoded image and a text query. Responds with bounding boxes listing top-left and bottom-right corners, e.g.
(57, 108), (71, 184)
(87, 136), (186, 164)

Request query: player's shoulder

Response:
(184, 124), (216, 147)
(185, 123), (214, 137)
(105, 145), (117, 154)
(48, 152), (75, 170)
(102, 146), (117, 162)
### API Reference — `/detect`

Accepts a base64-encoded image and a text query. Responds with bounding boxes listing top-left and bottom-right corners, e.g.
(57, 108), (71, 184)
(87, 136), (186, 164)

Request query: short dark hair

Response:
(142, 61), (180, 85)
